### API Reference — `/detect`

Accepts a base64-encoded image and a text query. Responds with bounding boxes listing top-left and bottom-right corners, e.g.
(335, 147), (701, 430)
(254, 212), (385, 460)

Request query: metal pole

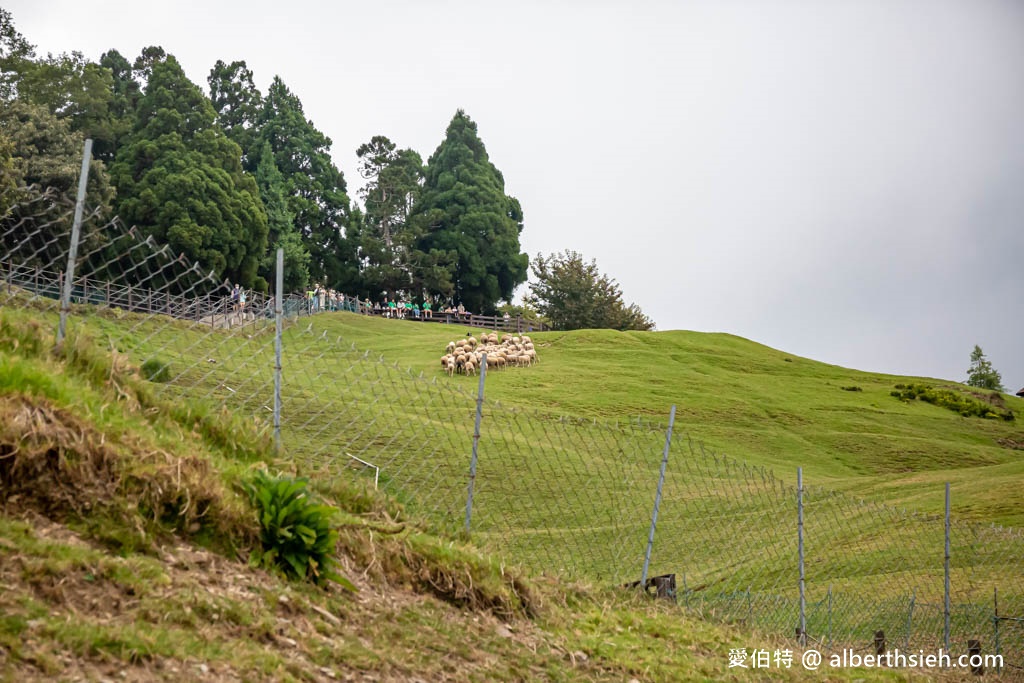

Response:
(57, 138), (92, 346)
(641, 404), (676, 588)
(273, 249), (283, 452)
(464, 352), (487, 534)
(827, 584), (833, 649)
(905, 589), (916, 651)
(944, 482), (951, 655)
(798, 467), (806, 647)
(994, 587), (1001, 674)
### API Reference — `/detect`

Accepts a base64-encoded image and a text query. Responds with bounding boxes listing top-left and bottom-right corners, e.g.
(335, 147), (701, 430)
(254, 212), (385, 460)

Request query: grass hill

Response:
(0, 308), (919, 682)
(307, 312), (1024, 527)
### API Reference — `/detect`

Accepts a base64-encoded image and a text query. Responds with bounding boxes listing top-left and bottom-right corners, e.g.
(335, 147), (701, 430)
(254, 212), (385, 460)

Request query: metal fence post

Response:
(464, 352), (487, 534)
(905, 589), (916, 650)
(273, 248), (283, 452)
(944, 482), (951, 655)
(993, 588), (1001, 674)
(798, 466), (806, 647)
(57, 138), (92, 346)
(640, 404), (676, 588)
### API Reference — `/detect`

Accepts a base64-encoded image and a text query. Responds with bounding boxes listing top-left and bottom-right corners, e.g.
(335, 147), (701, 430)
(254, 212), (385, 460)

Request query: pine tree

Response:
(254, 141), (309, 292)
(966, 345), (1004, 391)
(413, 110), (527, 312)
(110, 53), (267, 289)
(526, 250), (655, 331)
(254, 77), (352, 287)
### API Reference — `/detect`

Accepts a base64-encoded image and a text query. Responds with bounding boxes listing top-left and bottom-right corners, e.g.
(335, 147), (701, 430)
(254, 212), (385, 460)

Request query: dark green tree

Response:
(254, 76), (352, 287)
(110, 53), (268, 289)
(207, 59), (262, 166)
(253, 141), (310, 291)
(96, 49), (140, 161)
(0, 8), (33, 100)
(413, 110), (528, 313)
(525, 250), (655, 331)
(356, 135), (423, 247)
(966, 345), (1004, 392)
(0, 101), (114, 264)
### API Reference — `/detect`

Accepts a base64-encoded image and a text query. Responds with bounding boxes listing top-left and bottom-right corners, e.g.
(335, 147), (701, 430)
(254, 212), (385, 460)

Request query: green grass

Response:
(1, 305), (1021, 677)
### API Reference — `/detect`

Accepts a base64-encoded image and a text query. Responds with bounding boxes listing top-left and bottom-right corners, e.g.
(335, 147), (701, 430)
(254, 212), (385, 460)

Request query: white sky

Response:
(9, 0), (1024, 390)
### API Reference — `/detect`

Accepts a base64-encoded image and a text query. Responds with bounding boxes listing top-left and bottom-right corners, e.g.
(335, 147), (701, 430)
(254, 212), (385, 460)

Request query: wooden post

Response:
(106, 280), (110, 306)
(873, 630), (886, 656)
(967, 639), (983, 676)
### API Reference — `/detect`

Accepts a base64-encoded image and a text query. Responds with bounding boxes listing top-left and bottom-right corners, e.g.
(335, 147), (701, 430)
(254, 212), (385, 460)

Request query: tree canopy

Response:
(526, 250), (655, 332)
(110, 53), (268, 289)
(966, 345), (1004, 392)
(1, 10), (554, 307)
(413, 110), (527, 313)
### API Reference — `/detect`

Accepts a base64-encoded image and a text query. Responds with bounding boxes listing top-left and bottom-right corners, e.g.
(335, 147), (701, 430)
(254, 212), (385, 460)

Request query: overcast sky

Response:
(9, 0), (1024, 390)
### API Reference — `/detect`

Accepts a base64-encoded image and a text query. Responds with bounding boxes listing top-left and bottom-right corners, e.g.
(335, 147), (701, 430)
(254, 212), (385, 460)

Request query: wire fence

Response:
(2, 178), (1022, 675)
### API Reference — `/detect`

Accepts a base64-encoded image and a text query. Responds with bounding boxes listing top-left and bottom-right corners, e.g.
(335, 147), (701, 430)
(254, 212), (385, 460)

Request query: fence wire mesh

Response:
(2, 182), (1023, 673)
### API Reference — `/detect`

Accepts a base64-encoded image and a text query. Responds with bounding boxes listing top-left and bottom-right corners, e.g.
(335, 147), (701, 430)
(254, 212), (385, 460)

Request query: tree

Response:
(96, 49), (140, 162)
(253, 141), (309, 292)
(254, 76), (352, 287)
(525, 250), (655, 331)
(0, 8), (33, 100)
(110, 53), (268, 289)
(966, 345), (1004, 392)
(0, 101), (114, 264)
(413, 110), (527, 313)
(356, 135), (423, 247)
(207, 59), (262, 166)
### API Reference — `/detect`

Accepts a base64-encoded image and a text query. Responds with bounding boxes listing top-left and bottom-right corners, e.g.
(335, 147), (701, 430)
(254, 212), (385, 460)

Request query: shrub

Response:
(140, 358), (171, 383)
(243, 471), (355, 590)
(890, 384), (1014, 421)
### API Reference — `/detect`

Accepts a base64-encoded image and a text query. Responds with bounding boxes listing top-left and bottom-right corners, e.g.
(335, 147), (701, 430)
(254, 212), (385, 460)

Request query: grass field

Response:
(3, 301), (1022, 667)
(0, 305), (934, 682)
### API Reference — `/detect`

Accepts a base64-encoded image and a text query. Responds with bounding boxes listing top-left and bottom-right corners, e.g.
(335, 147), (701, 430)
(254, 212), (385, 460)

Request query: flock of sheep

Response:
(441, 332), (538, 376)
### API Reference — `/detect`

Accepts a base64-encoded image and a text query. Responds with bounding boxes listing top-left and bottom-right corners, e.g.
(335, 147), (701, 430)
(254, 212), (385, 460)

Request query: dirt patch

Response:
(0, 395), (120, 517)
(0, 393), (252, 547)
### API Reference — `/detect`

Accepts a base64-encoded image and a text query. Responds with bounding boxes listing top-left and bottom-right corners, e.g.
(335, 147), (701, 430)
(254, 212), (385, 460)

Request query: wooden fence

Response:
(1, 260), (550, 332)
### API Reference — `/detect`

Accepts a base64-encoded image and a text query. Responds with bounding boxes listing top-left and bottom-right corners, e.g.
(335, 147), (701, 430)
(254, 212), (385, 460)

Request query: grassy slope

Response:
(0, 314), (914, 682)
(313, 313), (1024, 526)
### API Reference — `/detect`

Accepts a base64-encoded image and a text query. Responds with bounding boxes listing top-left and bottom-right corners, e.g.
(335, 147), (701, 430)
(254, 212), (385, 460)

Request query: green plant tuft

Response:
(890, 384), (1015, 421)
(140, 358), (171, 383)
(243, 471), (355, 590)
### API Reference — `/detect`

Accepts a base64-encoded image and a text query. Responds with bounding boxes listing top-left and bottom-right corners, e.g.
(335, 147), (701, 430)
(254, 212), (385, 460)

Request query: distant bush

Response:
(890, 384), (1014, 421)
(840, 386), (862, 392)
(243, 471), (355, 590)
(141, 358), (171, 383)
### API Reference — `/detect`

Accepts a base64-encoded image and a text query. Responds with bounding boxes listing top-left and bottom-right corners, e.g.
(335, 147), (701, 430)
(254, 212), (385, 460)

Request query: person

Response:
(306, 288), (315, 315)
(411, 302), (420, 319)
(422, 300), (432, 319)
(231, 284), (241, 312)
(387, 299), (397, 318)
(238, 287), (247, 314)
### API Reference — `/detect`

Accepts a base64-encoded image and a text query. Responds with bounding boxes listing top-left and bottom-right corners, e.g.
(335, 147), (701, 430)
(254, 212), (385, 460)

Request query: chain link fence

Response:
(2, 178), (1022, 675)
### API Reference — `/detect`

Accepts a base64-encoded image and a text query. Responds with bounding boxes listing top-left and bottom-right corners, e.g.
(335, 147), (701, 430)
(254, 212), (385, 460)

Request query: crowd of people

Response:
(228, 283), (503, 326)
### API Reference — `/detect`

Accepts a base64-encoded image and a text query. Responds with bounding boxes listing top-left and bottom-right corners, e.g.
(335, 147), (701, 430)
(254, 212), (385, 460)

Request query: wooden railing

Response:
(1, 259), (550, 332)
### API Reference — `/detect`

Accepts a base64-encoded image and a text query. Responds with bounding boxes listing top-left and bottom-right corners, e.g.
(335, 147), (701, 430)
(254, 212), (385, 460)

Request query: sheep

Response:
(464, 358), (476, 375)
(446, 341), (455, 354)
(445, 355), (456, 377)
(521, 335), (532, 344)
